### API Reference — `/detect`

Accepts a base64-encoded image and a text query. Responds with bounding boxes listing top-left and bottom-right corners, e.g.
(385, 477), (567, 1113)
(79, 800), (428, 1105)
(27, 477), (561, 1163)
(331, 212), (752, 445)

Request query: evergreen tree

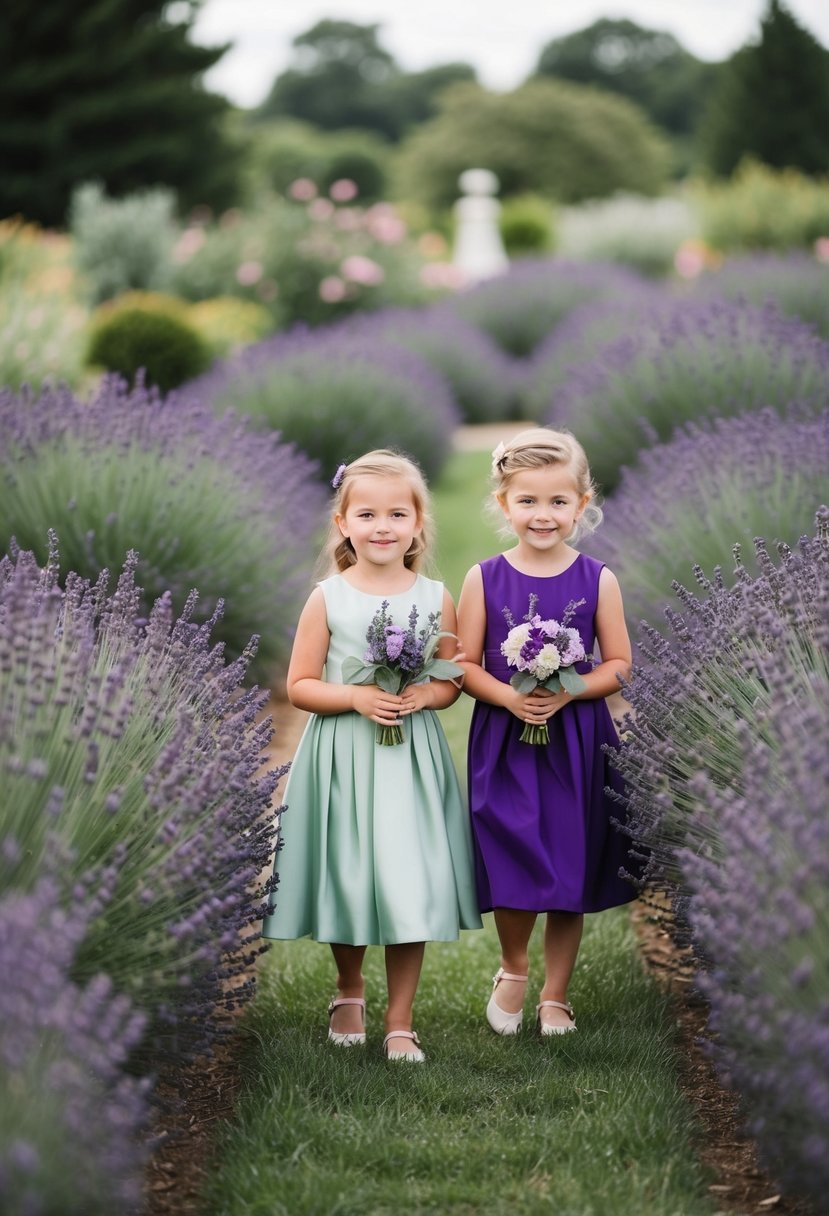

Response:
(0, 0), (242, 226)
(699, 0), (829, 176)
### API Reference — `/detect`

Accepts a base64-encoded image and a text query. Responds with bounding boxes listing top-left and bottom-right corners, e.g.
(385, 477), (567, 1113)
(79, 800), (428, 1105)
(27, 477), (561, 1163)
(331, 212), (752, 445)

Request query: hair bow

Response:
(491, 441), (507, 473)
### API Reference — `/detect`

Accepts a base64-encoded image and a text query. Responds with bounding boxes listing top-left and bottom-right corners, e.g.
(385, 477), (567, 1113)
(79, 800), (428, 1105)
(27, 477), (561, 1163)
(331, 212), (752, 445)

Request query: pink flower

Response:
(366, 205), (407, 244)
(329, 178), (359, 203)
(309, 198), (335, 222)
(814, 236), (829, 264)
(172, 227), (205, 264)
(319, 275), (347, 303)
(236, 260), (263, 286)
(341, 255), (384, 286)
(289, 178), (317, 201)
(419, 262), (466, 290)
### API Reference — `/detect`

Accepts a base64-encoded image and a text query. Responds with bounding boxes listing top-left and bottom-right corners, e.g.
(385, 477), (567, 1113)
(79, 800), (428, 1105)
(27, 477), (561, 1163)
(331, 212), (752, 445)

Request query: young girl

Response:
(262, 450), (481, 1061)
(457, 427), (635, 1037)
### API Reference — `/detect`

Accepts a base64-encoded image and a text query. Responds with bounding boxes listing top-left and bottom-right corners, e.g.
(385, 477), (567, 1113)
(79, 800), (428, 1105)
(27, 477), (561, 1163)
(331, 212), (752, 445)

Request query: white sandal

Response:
(327, 997), (366, 1046)
(536, 999), (577, 1036)
(486, 968), (528, 1035)
(383, 1030), (425, 1062)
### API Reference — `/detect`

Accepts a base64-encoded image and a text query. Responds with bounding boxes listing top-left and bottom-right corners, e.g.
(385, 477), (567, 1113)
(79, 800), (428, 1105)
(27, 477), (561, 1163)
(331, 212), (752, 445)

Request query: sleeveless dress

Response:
(262, 573), (482, 945)
(467, 553), (636, 914)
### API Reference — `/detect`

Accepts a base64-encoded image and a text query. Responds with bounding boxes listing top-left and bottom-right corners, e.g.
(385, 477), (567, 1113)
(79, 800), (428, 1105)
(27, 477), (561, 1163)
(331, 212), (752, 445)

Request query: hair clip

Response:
(331, 463), (347, 490)
(490, 440), (507, 472)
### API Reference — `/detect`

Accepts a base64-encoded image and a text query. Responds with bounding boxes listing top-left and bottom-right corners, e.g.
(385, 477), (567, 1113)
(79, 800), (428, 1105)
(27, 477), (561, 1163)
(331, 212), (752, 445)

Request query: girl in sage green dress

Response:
(262, 450), (481, 1061)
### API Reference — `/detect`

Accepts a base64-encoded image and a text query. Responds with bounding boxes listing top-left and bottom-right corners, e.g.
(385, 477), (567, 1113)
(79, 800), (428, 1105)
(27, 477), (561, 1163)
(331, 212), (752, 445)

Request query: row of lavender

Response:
(0, 388), (327, 1211)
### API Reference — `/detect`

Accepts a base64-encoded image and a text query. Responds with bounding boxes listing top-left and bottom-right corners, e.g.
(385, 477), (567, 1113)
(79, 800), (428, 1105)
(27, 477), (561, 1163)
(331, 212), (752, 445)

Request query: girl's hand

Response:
(351, 684), (404, 725)
(399, 683), (435, 715)
(505, 686), (569, 723)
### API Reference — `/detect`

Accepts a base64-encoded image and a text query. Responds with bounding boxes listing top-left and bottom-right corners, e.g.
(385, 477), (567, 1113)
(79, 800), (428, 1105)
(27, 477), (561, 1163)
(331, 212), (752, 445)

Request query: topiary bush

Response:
(550, 300), (829, 492)
(587, 409), (829, 630)
(187, 296), (274, 357)
(0, 378), (325, 677)
(448, 257), (646, 357)
(191, 326), (460, 481)
(498, 194), (555, 256)
(86, 303), (213, 392)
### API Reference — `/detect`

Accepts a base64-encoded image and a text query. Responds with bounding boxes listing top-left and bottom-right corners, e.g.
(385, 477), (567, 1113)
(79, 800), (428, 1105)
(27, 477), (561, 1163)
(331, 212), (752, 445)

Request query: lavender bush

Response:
(0, 377), (324, 677)
(694, 251), (829, 339)
(613, 512), (829, 1205)
(550, 300), (829, 492)
(588, 409), (829, 629)
(448, 258), (647, 357)
(518, 290), (665, 420)
(344, 307), (519, 422)
(191, 326), (459, 481)
(0, 874), (150, 1215)
(0, 540), (282, 1052)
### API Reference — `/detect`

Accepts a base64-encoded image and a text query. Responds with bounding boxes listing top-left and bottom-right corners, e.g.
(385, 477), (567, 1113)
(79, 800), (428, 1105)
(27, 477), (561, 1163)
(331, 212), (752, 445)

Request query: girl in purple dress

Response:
(457, 427), (636, 1037)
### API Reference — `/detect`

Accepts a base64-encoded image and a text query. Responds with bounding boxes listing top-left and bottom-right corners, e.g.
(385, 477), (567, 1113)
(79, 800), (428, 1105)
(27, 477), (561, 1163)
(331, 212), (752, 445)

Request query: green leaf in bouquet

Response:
(424, 658), (464, 681)
(374, 666), (402, 694)
(341, 657), (378, 685)
(558, 666), (588, 695)
(509, 671), (538, 694)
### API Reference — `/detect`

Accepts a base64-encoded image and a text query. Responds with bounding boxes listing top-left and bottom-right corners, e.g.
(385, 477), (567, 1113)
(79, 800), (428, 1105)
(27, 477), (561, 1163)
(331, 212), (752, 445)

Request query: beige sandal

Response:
(327, 997), (366, 1046)
(536, 999), (577, 1036)
(382, 1030), (425, 1062)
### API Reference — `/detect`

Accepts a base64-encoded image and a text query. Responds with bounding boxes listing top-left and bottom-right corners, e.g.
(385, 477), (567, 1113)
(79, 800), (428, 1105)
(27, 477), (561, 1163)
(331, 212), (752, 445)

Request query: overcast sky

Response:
(189, 0), (829, 108)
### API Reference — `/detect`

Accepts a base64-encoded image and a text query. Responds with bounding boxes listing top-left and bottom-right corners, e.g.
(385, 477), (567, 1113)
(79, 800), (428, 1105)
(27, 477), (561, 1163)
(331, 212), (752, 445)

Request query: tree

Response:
(699, 0), (829, 176)
(256, 20), (476, 140)
(395, 79), (671, 211)
(534, 19), (716, 139)
(0, 0), (243, 226)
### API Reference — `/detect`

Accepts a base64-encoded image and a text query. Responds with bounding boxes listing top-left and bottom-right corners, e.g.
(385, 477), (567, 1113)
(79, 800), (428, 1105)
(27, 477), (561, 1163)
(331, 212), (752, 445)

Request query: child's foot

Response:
(486, 968), (528, 1035)
(383, 1030), (425, 1062)
(536, 999), (577, 1036)
(328, 997), (366, 1045)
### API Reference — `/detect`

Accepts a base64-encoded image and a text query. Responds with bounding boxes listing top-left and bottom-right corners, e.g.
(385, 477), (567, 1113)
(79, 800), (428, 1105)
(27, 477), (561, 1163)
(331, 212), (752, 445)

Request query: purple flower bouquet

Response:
(501, 594), (589, 744)
(343, 601), (463, 744)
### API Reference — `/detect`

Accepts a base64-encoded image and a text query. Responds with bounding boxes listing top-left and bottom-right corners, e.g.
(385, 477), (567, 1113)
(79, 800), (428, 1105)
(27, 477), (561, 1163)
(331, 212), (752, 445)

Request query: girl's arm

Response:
(400, 587), (463, 714)
(456, 565), (531, 716)
(287, 588), (404, 725)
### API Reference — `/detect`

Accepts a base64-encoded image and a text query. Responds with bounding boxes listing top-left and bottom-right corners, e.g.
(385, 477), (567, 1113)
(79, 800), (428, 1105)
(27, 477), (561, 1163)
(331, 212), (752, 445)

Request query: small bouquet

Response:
(501, 594), (589, 744)
(343, 601), (463, 745)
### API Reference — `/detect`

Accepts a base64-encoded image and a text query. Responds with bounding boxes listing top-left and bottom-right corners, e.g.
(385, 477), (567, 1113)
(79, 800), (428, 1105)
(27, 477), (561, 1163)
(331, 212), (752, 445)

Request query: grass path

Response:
(199, 445), (718, 1216)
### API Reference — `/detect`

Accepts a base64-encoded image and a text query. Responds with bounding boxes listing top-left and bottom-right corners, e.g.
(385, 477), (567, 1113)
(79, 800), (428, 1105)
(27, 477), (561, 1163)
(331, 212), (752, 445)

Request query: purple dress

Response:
(467, 553), (636, 914)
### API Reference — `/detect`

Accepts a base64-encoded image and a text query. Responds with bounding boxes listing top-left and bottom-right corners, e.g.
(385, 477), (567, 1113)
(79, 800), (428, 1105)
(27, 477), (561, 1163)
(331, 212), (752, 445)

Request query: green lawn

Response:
(200, 450), (717, 1216)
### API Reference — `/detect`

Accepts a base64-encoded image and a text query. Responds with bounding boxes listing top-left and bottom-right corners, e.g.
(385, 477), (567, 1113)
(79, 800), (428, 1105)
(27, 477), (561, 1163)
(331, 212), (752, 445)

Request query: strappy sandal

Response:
(382, 1030), (425, 1062)
(536, 999), (577, 1036)
(327, 996), (366, 1046)
(486, 967), (528, 1035)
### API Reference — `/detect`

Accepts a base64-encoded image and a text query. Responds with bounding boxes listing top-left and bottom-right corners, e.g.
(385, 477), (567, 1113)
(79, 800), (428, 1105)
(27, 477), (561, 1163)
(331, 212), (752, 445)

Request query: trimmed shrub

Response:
(0, 541), (282, 1050)
(448, 257), (645, 357)
(70, 182), (176, 305)
(695, 251), (829, 339)
(86, 304), (212, 392)
(498, 194), (555, 256)
(612, 512), (829, 1206)
(0, 877), (149, 1214)
(551, 300), (829, 493)
(191, 327), (459, 481)
(588, 409), (829, 630)
(0, 378), (325, 676)
(345, 307), (519, 423)
(187, 296), (274, 357)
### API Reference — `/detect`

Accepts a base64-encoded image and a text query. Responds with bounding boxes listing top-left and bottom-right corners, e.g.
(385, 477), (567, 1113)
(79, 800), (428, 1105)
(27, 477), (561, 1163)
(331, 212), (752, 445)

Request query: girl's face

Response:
(498, 464), (589, 554)
(336, 475), (422, 570)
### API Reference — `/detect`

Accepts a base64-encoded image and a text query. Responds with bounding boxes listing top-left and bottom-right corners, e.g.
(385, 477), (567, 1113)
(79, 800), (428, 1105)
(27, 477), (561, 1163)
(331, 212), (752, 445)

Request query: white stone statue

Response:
(452, 168), (509, 283)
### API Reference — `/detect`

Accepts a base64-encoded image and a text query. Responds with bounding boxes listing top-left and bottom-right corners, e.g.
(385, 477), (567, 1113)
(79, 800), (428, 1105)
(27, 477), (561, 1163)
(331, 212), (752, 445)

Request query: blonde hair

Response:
(489, 426), (602, 542)
(320, 449), (435, 575)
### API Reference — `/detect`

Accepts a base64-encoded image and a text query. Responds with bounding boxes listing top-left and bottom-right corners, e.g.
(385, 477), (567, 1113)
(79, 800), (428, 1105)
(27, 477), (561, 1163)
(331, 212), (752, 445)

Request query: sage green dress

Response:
(262, 574), (482, 945)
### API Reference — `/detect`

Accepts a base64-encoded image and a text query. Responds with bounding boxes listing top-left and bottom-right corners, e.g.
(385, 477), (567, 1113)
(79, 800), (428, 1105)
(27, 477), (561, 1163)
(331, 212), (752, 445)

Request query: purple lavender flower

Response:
(384, 624), (406, 661)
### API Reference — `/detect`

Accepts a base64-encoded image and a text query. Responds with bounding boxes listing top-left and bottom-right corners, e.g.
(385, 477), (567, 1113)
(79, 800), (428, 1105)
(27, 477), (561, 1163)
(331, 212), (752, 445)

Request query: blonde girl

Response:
(457, 428), (635, 1037)
(262, 450), (481, 1061)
